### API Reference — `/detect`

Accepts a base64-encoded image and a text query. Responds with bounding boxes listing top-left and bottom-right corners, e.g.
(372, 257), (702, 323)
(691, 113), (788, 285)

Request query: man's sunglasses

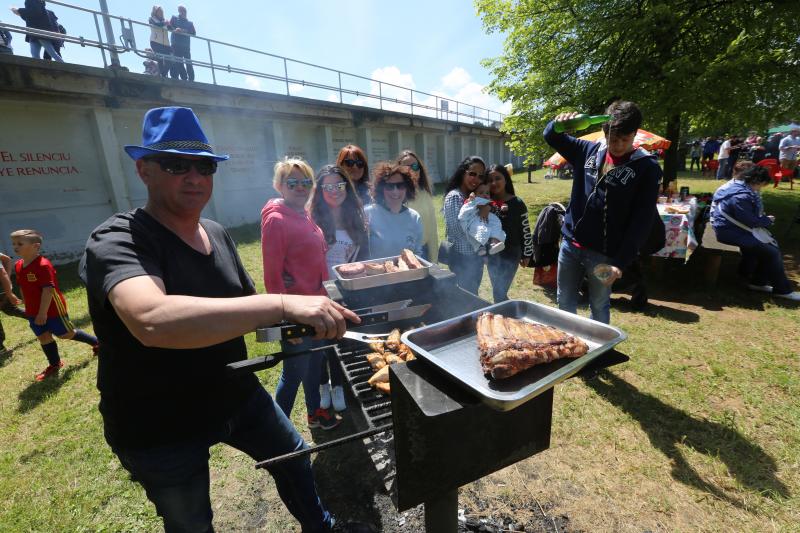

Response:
(286, 177), (313, 190)
(342, 159), (365, 169)
(320, 182), (348, 193)
(384, 182), (408, 191)
(149, 157), (218, 176)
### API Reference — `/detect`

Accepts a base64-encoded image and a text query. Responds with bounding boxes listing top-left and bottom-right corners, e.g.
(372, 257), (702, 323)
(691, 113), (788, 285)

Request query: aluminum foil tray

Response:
(400, 300), (627, 411)
(333, 255), (432, 291)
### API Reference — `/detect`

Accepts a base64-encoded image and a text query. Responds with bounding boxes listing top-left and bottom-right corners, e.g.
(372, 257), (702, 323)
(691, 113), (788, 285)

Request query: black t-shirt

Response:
(491, 196), (533, 262)
(80, 208), (259, 449)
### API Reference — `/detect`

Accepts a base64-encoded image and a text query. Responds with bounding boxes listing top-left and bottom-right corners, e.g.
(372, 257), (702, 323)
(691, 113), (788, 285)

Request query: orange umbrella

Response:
(545, 129), (672, 168)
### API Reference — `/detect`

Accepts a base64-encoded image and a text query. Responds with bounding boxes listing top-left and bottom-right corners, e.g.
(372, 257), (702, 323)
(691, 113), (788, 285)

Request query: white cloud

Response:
(441, 67), (471, 90)
(244, 75), (262, 90)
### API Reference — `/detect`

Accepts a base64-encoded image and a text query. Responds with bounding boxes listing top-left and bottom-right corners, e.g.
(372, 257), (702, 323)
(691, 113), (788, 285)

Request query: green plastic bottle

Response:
(553, 114), (611, 134)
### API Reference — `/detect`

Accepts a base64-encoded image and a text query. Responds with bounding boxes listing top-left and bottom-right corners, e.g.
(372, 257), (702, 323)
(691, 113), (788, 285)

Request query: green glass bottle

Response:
(553, 114), (611, 134)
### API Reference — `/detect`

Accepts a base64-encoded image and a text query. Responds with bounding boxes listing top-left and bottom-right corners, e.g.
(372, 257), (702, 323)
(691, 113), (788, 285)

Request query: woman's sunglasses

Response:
(384, 182), (408, 191)
(406, 161), (421, 172)
(285, 177), (313, 190)
(320, 182), (348, 193)
(148, 157), (218, 176)
(342, 159), (365, 169)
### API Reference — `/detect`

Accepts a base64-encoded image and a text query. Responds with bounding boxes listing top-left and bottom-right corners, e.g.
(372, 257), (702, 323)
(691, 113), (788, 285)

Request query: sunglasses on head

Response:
(320, 182), (347, 193)
(384, 182), (407, 191)
(149, 157), (218, 176)
(285, 177), (313, 190)
(342, 158), (365, 169)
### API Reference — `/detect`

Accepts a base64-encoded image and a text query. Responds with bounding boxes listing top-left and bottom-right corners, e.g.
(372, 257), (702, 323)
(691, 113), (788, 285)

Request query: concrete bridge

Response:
(0, 56), (518, 262)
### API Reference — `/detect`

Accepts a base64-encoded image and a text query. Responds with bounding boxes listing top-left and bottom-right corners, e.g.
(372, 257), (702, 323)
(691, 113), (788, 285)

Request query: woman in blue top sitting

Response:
(711, 161), (799, 301)
(364, 162), (423, 259)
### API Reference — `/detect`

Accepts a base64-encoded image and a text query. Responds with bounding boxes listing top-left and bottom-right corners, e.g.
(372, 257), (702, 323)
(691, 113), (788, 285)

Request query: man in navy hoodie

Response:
(544, 100), (661, 324)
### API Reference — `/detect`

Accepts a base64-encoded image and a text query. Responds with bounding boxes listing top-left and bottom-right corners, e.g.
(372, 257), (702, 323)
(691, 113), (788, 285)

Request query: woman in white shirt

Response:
(309, 164), (368, 412)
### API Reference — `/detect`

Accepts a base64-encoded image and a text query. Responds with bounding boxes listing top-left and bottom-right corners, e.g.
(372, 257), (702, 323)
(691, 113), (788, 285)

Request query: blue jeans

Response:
(716, 158), (729, 179)
(275, 338), (325, 417)
(557, 240), (613, 324)
(448, 251), (484, 295)
(30, 39), (63, 62)
(319, 349), (343, 387)
(487, 255), (519, 303)
(739, 242), (792, 294)
(113, 387), (332, 533)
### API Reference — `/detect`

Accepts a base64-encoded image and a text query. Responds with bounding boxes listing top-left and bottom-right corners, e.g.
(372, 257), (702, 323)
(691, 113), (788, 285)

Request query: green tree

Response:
(477, 0), (800, 184)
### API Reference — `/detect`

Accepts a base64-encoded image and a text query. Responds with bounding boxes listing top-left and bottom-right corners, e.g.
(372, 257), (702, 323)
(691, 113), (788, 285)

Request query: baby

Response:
(458, 181), (506, 256)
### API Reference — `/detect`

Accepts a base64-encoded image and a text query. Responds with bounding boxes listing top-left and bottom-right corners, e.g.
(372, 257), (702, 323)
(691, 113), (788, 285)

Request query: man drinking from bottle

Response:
(543, 100), (661, 324)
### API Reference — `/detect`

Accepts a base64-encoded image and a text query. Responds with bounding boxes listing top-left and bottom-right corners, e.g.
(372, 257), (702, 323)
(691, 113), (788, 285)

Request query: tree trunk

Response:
(662, 113), (681, 191)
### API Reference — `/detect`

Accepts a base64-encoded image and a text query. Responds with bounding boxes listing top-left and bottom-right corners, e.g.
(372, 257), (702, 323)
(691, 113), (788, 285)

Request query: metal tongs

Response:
(227, 299), (430, 376)
(255, 299), (430, 344)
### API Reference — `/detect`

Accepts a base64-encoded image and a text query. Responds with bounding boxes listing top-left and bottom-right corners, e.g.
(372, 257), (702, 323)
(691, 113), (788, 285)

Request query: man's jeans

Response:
(114, 386), (332, 533)
(557, 239), (612, 324)
(275, 337), (325, 418)
(487, 255), (519, 303)
(448, 251), (484, 295)
(716, 158), (730, 180)
(30, 39), (63, 62)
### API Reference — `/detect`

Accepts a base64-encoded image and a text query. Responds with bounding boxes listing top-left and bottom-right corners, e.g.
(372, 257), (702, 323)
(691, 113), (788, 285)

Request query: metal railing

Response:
(1, 0), (504, 128)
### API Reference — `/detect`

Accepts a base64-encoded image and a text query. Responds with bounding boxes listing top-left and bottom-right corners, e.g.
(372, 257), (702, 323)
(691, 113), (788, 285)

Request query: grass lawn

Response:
(0, 168), (798, 532)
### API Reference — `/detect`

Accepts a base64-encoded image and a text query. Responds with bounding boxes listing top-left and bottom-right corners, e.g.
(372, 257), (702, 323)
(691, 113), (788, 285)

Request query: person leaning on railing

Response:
(10, 0), (62, 61)
(0, 23), (12, 54)
(148, 5), (174, 78)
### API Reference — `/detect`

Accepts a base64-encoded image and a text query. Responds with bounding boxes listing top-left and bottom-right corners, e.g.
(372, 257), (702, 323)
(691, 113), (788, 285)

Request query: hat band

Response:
(146, 140), (214, 152)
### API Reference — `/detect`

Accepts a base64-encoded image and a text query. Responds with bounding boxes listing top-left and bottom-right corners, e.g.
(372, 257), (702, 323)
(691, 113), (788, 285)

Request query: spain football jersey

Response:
(15, 255), (69, 319)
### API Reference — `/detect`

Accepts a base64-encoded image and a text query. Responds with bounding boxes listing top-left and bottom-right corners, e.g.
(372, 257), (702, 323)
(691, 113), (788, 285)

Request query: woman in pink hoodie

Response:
(261, 158), (340, 431)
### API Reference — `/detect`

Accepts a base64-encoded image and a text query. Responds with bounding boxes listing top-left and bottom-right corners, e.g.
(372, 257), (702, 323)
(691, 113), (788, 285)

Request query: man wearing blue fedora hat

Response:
(80, 107), (360, 532)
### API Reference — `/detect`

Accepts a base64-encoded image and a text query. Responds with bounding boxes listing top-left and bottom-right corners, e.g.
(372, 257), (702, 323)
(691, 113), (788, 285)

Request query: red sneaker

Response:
(311, 407), (341, 431)
(35, 361), (64, 382)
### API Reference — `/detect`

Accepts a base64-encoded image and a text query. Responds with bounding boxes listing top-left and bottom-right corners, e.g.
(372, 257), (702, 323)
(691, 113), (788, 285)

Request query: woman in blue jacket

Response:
(711, 162), (799, 301)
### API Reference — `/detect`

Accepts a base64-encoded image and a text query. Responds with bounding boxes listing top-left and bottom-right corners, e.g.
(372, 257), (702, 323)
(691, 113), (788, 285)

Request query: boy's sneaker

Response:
(489, 241), (505, 255)
(35, 361), (64, 382)
(331, 385), (347, 412)
(319, 383), (332, 410)
(310, 407), (341, 430)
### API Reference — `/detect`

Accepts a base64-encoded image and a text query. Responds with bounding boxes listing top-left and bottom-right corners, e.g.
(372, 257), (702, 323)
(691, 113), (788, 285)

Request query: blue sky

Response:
(10, 0), (510, 118)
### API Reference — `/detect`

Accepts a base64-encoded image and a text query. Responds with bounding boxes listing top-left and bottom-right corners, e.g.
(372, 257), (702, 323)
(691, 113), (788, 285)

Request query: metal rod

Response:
(283, 58), (290, 95)
(338, 71), (342, 104)
(379, 82), (383, 110)
(97, 0), (120, 66)
(424, 488), (458, 532)
(255, 424), (393, 469)
(207, 40), (216, 84)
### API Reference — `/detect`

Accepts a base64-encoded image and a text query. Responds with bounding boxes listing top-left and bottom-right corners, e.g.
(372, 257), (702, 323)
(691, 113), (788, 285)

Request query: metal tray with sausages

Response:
(333, 253), (433, 291)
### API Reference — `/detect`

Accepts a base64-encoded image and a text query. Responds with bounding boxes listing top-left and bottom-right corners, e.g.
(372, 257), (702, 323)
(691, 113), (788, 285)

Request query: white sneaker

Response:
(331, 385), (347, 412)
(747, 284), (773, 293)
(489, 241), (505, 255)
(319, 383), (332, 410)
(774, 291), (800, 302)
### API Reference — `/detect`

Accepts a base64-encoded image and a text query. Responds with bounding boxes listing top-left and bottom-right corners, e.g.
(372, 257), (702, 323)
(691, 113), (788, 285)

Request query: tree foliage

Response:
(477, 0), (800, 178)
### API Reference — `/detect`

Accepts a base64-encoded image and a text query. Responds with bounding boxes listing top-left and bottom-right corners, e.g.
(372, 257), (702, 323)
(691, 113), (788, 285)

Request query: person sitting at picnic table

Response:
(711, 161), (800, 301)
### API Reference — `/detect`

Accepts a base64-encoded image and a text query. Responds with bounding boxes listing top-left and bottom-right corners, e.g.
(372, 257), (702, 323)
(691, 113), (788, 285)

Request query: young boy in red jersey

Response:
(10, 229), (98, 381)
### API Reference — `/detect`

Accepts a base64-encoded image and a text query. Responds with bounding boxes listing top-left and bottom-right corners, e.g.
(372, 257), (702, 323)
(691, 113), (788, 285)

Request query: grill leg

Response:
(424, 488), (458, 532)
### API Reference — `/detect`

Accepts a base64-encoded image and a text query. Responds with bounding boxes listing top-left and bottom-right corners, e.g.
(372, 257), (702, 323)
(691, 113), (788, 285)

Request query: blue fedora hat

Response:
(124, 107), (230, 162)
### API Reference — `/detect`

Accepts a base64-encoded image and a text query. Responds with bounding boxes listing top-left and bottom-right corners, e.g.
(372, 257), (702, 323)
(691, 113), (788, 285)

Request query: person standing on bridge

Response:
(169, 5), (195, 81)
(148, 5), (174, 78)
(11, 0), (63, 62)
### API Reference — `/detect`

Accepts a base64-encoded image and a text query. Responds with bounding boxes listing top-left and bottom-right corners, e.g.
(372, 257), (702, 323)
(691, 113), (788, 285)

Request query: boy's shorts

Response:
(28, 315), (74, 337)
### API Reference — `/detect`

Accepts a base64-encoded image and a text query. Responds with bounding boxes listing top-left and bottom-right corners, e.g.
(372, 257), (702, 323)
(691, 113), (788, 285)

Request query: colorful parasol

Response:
(545, 129), (672, 168)
(767, 123), (800, 135)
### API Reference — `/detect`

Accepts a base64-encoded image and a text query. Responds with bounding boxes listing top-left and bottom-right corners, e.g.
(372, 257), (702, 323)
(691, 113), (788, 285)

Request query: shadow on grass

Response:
(17, 359), (91, 414)
(586, 370), (789, 506)
(610, 296), (700, 323)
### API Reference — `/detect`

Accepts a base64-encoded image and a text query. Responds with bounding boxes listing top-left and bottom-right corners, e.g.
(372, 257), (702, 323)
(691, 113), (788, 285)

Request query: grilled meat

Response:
(396, 256), (410, 271)
(368, 365), (390, 385)
(400, 249), (423, 269)
(476, 313), (589, 379)
(386, 328), (401, 351)
(384, 260), (399, 273)
(364, 262), (386, 275)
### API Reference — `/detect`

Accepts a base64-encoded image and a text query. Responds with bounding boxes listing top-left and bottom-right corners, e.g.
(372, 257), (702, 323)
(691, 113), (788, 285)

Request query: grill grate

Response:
(335, 341), (394, 429)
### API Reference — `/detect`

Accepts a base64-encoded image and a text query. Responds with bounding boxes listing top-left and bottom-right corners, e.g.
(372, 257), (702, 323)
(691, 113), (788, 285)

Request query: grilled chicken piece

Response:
(366, 352), (387, 371)
(386, 328), (401, 351)
(368, 365), (390, 385)
(374, 382), (391, 394)
(384, 354), (404, 365)
(368, 341), (385, 354)
(476, 313), (589, 379)
(401, 249), (423, 269)
(384, 260), (399, 273)
(397, 344), (414, 361)
(396, 256), (410, 271)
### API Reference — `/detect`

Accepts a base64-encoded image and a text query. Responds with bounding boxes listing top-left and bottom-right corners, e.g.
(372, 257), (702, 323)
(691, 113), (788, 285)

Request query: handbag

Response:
(533, 263), (558, 288)
(717, 209), (778, 247)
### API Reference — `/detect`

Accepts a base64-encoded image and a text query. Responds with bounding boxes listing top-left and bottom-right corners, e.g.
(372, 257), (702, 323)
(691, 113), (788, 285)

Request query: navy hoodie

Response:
(544, 121), (662, 269)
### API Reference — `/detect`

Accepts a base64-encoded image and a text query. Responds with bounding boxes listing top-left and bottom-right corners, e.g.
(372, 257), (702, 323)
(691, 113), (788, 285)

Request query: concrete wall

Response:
(0, 56), (517, 263)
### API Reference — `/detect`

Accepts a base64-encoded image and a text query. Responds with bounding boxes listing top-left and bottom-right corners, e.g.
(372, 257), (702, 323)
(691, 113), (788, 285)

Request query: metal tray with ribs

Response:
(400, 300), (626, 411)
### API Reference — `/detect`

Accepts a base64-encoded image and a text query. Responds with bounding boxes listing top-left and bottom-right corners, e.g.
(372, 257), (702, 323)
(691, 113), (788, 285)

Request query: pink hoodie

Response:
(261, 198), (328, 296)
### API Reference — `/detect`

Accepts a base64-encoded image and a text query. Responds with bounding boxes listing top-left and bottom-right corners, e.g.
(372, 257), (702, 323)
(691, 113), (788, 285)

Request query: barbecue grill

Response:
(228, 263), (628, 531)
